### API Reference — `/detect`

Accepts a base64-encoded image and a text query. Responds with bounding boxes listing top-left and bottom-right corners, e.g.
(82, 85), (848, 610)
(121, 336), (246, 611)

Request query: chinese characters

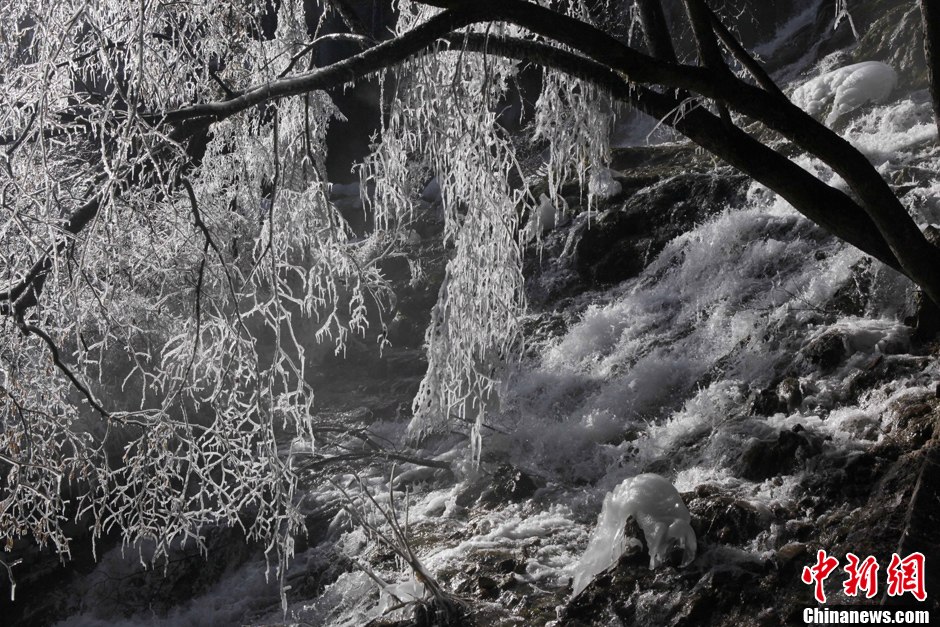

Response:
(801, 550), (927, 603)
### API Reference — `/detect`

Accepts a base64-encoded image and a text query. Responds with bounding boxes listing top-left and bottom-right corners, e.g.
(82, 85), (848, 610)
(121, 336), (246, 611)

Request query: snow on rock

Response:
(571, 473), (696, 596)
(524, 193), (561, 243)
(791, 61), (898, 125)
(588, 167), (623, 200)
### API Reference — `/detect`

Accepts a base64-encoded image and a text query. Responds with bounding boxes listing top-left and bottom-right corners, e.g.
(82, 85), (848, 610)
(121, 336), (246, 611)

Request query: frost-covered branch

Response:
(3, 0), (940, 607)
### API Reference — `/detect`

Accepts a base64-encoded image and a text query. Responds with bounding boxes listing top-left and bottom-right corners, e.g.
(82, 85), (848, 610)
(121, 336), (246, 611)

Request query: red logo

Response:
(802, 549), (840, 603)
(843, 553), (879, 599)
(801, 551), (927, 603)
(886, 552), (927, 602)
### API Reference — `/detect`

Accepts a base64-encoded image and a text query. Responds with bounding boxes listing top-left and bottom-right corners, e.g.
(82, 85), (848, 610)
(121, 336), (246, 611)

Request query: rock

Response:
(455, 464), (538, 509)
(777, 378), (803, 413)
(849, 2), (930, 91)
(573, 172), (747, 288)
(749, 386), (784, 416)
(573, 208), (649, 286)
(775, 542), (808, 568)
(687, 490), (767, 546)
(479, 464), (538, 507)
(737, 428), (824, 481)
(840, 413), (881, 441)
(802, 330), (847, 371)
(888, 397), (938, 447)
(496, 558), (522, 574)
(828, 259), (873, 317)
(375, 255), (411, 283)
(477, 575), (500, 600)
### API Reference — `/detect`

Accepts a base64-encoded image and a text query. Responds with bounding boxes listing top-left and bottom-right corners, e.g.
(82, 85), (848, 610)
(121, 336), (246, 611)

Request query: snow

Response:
(571, 474), (696, 596)
(791, 61), (898, 125)
(588, 167), (623, 200)
(524, 193), (560, 243)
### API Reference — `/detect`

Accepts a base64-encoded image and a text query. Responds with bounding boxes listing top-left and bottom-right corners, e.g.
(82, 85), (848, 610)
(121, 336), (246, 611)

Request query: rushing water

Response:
(52, 8), (940, 626)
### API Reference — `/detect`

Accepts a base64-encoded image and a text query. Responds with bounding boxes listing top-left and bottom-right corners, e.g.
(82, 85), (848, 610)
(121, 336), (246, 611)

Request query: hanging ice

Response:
(523, 193), (559, 243)
(791, 61), (897, 125)
(571, 473), (697, 596)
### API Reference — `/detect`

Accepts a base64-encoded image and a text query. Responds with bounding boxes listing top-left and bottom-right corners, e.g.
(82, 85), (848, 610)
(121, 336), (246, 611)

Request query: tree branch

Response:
(682, 0), (732, 125)
(9, 0), (940, 308)
(161, 6), (487, 124)
(704, 2), (784, 97)
(420, 0), (940, 307)
(17, 322), (109, 419)
(921, 0), (940, 136)
(634, 0), (678, 63)
(327, 0), (373, 39)
(445, 32), (902, 272)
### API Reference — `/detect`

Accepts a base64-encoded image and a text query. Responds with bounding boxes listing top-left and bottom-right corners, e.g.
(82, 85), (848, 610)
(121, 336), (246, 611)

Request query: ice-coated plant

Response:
(3, 0), (940, 604)
(0, 0), (618, 599)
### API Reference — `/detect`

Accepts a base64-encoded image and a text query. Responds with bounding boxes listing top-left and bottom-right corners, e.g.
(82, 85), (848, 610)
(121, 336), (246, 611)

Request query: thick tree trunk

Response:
(634, 0), (677, 62)
(921, 0), (940, 137)
(683, 0), (724, 72)
(683, 0), (732, 124)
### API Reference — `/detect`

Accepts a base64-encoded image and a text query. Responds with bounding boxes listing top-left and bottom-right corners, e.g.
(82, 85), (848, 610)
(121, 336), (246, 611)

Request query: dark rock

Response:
(574, 172), (747, 288)
(893, 446), (940, 602)
(749, 386), (784, 416)
(802, 331), (847, 371)
(623, 516), (646, 554)
(75, 526), (257, 621)
(776, 542), (809, 568)
(849, 0), (930, 91)
(828, 259), (873, 317)
(777, 378), (803, 413)
(573, 208), (649, 286)
(521, 312), (571, 359)
(559, 541), (649, 626)
(477, 575), (500, 600)
(496, 558), (520, 574)
(910, 287), (940, 343)
(375, 254), (412, 283)
(687, 491), (767, 546)
(454, 464), (538, 510)
(840, 414), (881, 441)
(479, 464), (538, 508)
(888, 397), (938, 447)
(738, 428), (824, 481)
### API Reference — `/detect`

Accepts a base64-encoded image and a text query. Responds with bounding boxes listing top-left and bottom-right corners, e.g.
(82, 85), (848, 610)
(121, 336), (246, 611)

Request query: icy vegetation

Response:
(571, 474), (696, 595)
(791, 61), (898, 125)
(7, 0), (940, 625)
(237, 89), (939, 625)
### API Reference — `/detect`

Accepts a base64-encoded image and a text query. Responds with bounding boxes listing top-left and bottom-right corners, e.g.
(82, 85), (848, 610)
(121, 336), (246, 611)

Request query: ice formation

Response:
(524, 193), (562, 243)
(791, 61), (897, 125)
(571, 474), (696, 596)
(588, 167), (623, 200)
